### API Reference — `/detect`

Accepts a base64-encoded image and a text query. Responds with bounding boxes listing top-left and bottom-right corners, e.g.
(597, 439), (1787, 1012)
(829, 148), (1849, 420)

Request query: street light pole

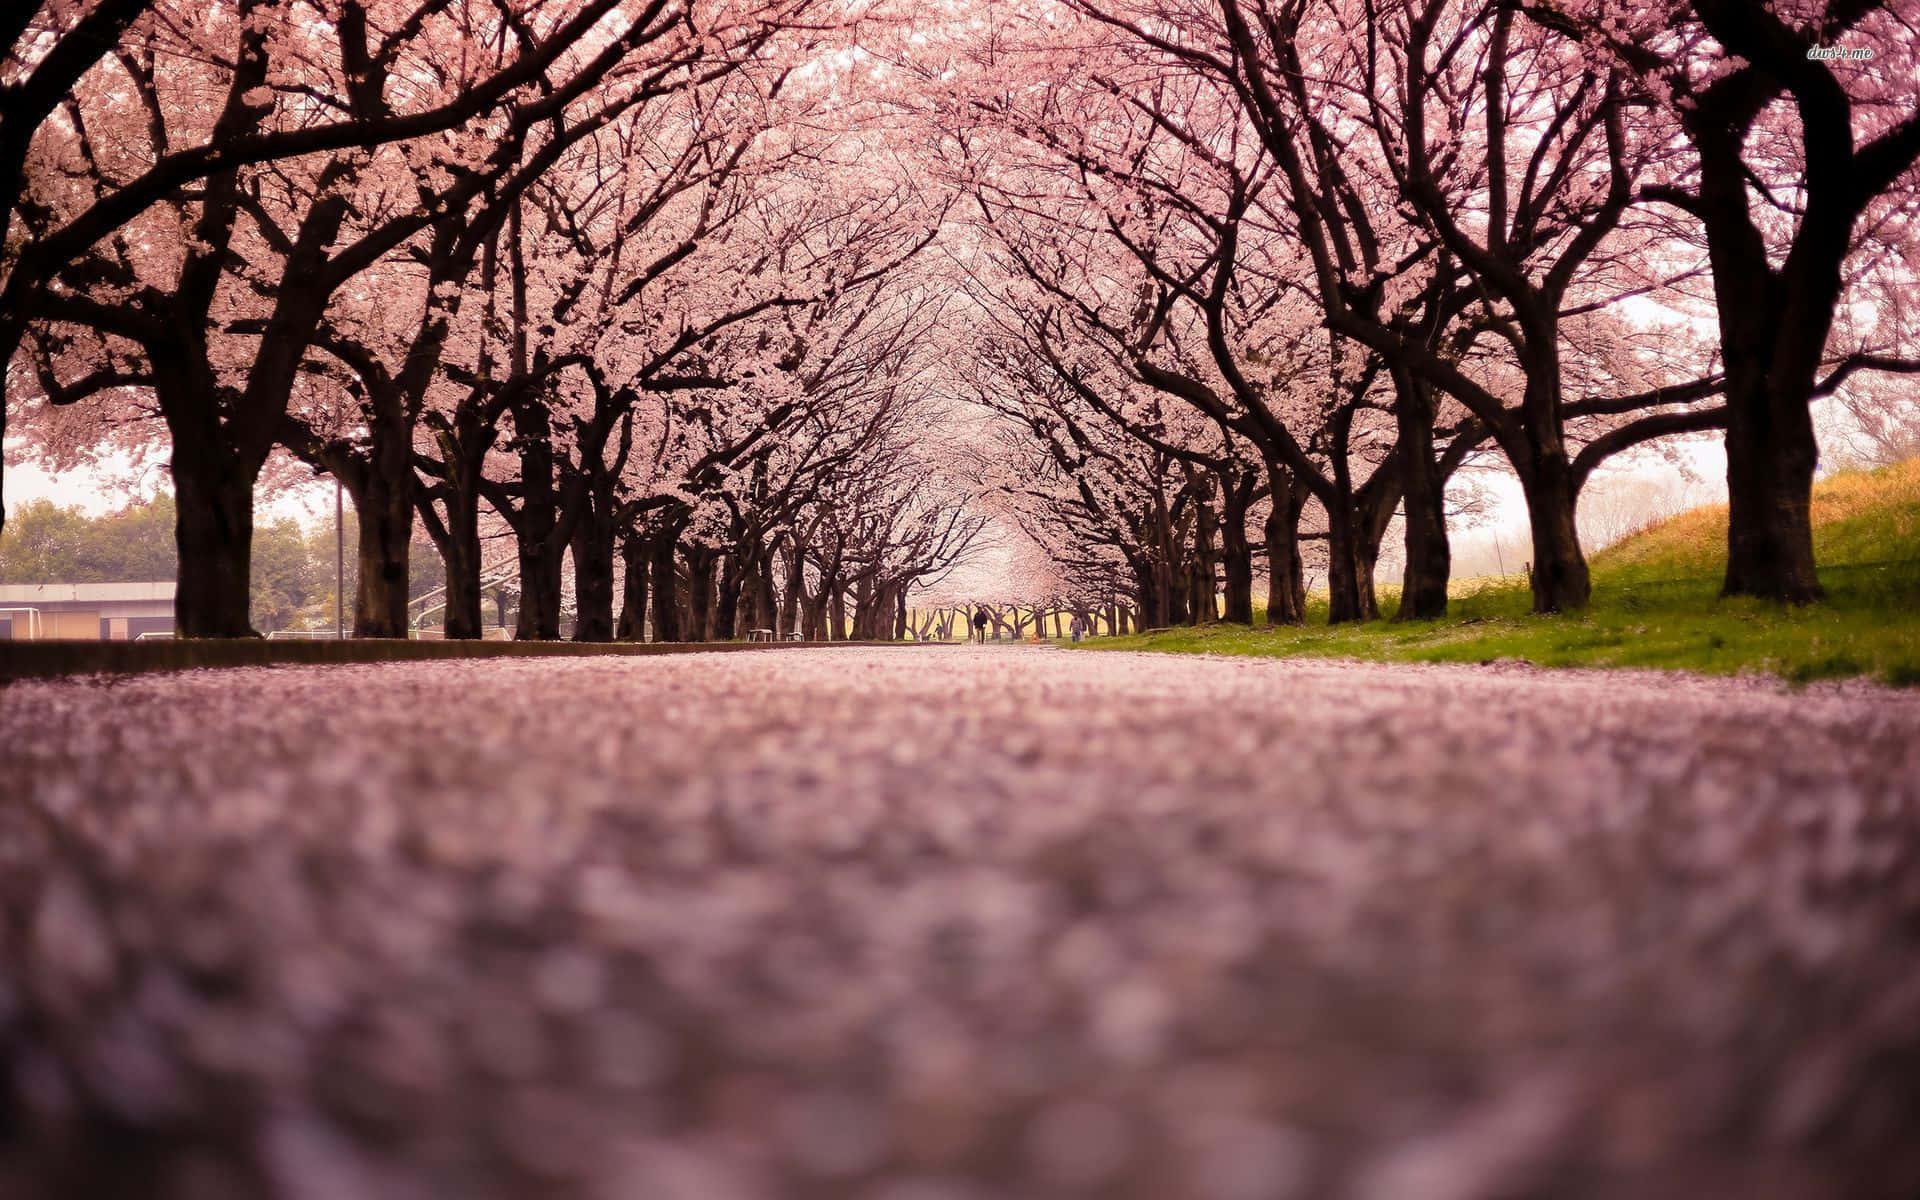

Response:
(335, 479), (344, 640)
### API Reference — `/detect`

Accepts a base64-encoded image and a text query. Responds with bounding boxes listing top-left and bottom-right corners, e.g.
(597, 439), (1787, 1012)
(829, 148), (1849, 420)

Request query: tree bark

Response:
(829, 582), (848, 642)
(685, 544), (716, 642)
(434, 481), (486, 640)
(1722, 394), (1822, 603)
(418, 408), (494, 640)
(752, 541), (779, 634)
(1220, 471), (1255, 624)
(507, 401), (563, 641)
(515, 537), (563, 640)
(715, 550), (745, 641)
(1129, 554), (1160, 630)
(649, 535), (682, 642)
(1682, 66), (1853, 606)
(348, 467), (412, 639)
(780, 538), (805, 638)
(1323, 499), (1366, 625)
(1320, 406), (1379, 624)
(1515, 339), (1592, 614)
(1394, 371), (1452, 620)
(1519, 453), (1591, 613)
(171, 443), (259, 638)
(570, 495), (615, 643)
(1264, 470), (1309, 626)
(616, 532), (648, 641)
(1191, 483), (1220, 624)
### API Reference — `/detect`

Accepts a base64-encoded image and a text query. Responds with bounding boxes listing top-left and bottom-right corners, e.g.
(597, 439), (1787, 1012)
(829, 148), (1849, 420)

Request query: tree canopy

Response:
(4, 0), (1915, 639)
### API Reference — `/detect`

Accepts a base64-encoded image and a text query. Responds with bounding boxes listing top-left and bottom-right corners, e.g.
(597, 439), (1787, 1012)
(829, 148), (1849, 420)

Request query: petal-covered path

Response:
(3, 647), (1919, 1199)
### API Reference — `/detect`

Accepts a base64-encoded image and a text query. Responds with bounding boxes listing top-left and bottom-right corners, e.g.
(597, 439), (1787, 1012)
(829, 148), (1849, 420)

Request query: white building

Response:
(0, 582), (175, 640)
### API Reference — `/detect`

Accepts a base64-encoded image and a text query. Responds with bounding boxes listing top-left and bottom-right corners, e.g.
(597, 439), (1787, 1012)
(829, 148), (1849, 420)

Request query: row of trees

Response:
(927, 0), (1917, 624)
(5, 1), (1915, 638)
(6, 0), (987, 639)
(0, 493), (417, 632)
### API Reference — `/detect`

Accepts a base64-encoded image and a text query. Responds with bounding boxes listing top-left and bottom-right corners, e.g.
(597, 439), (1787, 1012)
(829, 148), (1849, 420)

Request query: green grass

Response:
(1079, 459), (1920, 686)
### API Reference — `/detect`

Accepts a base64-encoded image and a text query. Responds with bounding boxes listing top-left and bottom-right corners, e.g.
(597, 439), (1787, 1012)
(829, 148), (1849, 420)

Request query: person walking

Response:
(1070, 613), (1085, 643)
(972, 607), (991, 643)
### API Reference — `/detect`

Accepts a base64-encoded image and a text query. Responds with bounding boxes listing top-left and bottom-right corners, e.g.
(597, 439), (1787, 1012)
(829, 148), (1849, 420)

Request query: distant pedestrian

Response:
(1070, 614), (1086, 643)
(973, 608), (990, 643)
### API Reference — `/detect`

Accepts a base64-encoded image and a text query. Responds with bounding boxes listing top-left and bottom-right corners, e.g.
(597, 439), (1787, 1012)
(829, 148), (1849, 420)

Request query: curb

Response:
(0, 638), (941, 683)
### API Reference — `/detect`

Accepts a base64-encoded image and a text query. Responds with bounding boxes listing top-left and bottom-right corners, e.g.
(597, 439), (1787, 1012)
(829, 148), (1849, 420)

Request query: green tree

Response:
(252, 515), (328, 632)
(1, 493), (446, 632)
(0, 495), (178, 582)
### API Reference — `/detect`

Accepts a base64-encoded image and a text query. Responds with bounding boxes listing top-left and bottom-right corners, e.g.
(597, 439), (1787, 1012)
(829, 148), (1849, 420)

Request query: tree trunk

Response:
(508, 401), (563, 640)
(1220, 473), (1255, 624)
(1320, 409), (1372, 624)
(348, 469), (412, 639)
(1264, 471), (1308, 626)
(1722, 375), (1823, 603)
(617, 533), (648, 641)
(1688, 111), (1845, 606)
(336, 402), (418, 639)
(1512, 336), (1592, 614)
(570, 496), (615, 643)
(1352, 544), (1381, 623)
(1131, 557), (1160, 630)
(437, 482), (486, 640)
(1323, 500), (1366, 625)
(649, 536), (682, 642)
(685, 545), (716, 642)
(1191, 489), (1219, 624)
(515, 537), (563, 640)
(829, 583), (848, 642)
(172, 446), (259, 638)
(1393, 371), (1451, 620)
(420, 409), (493, 640)
(715, 550), (745, 641)
(752, 546), (778, 634)
(780, 539), (805, 638)
(1352, 481), (1393, 625)
(1163, 559), (1190, 625)
(1519, 452), (1591, 614)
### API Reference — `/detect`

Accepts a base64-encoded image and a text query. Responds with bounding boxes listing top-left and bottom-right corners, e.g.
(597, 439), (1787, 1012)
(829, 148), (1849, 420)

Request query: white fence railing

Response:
(0, 607), (45, 640)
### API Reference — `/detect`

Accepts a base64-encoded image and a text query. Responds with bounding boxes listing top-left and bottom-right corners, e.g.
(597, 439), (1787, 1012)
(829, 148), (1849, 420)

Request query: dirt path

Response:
(4, 648), (1918, 1198)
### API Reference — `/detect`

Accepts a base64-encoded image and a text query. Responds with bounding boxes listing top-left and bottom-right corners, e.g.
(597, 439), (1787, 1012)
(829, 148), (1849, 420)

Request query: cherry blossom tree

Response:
(2, 0), (676, 540)
(16, 0), (819, 635)
(1135, 0), (1727, 613)
(922, 6), (1488, 622)
(11, 0), (1915, 640)
(1552, 0), (1920, 602)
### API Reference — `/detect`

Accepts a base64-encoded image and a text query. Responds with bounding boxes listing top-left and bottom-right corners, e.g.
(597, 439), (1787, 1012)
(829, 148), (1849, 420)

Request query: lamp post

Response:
(335, 479), (344, 640)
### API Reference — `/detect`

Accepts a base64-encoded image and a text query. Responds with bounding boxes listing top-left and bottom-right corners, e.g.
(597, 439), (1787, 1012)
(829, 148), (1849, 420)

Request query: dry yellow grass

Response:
(1594, 458), (1920, 580)
(1812, 457), (1920, 539)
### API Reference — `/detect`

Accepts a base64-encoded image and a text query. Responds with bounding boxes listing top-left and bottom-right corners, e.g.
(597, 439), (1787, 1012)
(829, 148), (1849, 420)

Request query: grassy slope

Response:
(1081, 459), (1920, 685)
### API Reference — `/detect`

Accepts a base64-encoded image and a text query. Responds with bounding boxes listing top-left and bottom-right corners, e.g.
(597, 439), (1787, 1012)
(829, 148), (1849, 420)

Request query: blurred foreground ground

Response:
(3, 647), (1918, 1199)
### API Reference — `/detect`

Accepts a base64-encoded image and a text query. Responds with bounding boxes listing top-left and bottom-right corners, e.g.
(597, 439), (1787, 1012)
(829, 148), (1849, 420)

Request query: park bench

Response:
(747, 628), (776, 642)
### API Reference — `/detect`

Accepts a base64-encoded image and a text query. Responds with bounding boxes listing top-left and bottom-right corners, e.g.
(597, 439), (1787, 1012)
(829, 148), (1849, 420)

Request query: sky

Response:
(3, 446), (339, 523)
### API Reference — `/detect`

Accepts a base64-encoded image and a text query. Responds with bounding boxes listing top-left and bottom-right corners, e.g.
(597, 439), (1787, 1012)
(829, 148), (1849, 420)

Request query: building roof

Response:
(0, 581), (175, 603)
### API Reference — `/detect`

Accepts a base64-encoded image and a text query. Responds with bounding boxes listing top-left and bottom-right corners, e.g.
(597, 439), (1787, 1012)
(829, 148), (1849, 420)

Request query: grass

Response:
(1079, 459), (1920, 686)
